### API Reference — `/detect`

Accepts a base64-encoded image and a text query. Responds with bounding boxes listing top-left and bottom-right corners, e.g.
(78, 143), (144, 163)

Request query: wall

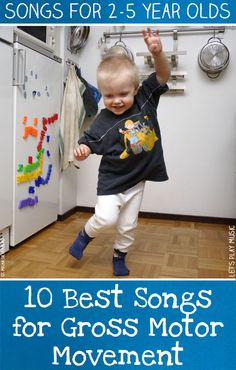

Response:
(76, 26), (236, 219)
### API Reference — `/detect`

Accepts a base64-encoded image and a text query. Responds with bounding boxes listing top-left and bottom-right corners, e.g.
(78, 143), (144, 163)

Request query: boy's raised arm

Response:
(142, 28), (170, 85)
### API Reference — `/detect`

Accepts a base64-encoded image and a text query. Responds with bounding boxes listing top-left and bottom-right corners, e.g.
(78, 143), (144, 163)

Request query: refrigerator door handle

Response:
(13, 48), (26, 86)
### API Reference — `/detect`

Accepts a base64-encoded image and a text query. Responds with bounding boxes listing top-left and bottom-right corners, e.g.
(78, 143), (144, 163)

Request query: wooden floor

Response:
(4, 212), (231, 279)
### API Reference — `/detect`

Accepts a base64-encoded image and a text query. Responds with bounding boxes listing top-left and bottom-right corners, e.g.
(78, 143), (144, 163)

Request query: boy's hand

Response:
(74, 144), (91, 161)
(142, 28), (162, 56)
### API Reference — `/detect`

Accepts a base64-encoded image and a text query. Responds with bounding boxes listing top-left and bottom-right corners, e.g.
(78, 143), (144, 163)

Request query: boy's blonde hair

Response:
(97, 54), (140, 90)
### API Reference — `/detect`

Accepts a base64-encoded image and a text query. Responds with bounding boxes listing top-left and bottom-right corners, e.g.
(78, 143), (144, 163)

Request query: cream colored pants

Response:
(85, 181), (145, 253)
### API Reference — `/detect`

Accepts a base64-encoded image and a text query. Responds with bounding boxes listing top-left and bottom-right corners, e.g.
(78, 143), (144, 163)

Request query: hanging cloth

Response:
(75, 67), (101, 117)
(59, 65), (86, 171)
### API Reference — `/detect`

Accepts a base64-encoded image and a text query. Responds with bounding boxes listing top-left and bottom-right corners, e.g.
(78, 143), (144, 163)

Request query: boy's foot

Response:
(69, 230), (93, 260)
(113, 249), (130, 276)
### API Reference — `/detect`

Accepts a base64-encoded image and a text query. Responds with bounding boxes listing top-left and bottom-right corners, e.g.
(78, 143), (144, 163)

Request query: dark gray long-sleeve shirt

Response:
(79, 73), (169, 195)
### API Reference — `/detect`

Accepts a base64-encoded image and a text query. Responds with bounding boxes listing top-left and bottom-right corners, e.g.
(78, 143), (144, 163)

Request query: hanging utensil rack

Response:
(102, 26), (226, 41)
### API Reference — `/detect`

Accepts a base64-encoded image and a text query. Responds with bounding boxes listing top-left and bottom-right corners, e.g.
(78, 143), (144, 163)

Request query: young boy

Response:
(69, 28), (170, 276)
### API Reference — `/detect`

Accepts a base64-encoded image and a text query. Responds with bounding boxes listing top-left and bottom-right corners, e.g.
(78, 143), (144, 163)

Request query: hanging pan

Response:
(106, 40), (134, 61)
(198, 37), (230, 79)
(69, 26), (90, 54)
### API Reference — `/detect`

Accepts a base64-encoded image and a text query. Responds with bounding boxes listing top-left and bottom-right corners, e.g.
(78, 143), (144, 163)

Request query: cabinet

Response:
(0, 28), (13, 253)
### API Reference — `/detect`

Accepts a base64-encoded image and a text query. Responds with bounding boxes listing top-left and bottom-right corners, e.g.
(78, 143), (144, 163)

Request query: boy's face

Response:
(100, 74), (138, 116)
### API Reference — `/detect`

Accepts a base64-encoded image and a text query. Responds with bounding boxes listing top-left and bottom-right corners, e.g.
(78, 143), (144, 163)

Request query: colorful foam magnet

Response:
(28, 186), (35, 194)
(17, 164), (23, 172)
(37, 143), (42, 152)
(23, 126), (38, 139)
(33, 117), (38, 126)
(16, 152), (44, 184)
(22, 116), (27, 124)
(35, 164), (52, 187)
(28, 156), (33, 164)
(18, 196), (39, 209)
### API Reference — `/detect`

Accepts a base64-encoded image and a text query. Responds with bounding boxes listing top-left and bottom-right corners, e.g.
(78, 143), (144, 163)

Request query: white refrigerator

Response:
(10, 32), (62, 246)
(0, 27), (13, 254)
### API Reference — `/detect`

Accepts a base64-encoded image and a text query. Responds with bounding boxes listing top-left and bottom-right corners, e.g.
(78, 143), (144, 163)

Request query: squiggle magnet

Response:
(35, 164), (52, 187)
(18, 196), (39, 209)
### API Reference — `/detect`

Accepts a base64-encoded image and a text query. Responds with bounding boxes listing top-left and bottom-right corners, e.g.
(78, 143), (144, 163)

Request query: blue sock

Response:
(69, 230), (93, 260)
(113, 249), (129, 276)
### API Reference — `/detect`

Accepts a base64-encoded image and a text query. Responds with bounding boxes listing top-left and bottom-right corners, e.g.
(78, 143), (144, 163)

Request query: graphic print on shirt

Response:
(119, 116), (158, 159)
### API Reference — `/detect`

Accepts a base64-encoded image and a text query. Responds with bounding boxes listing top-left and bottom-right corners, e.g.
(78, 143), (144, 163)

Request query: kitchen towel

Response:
(75, 67), (101, 117)
(59, 65), (86, 171)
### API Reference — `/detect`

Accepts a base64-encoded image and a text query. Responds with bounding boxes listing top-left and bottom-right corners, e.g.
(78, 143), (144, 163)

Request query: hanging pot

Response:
(106, 40), (134, 61)
(198, 37), (230, 79)
(69, 26), (90, 54)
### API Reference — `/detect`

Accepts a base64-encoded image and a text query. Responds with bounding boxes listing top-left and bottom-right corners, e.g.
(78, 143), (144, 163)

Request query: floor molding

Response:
(58, 206), (235, 225)
(57, 206), (78, 221)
